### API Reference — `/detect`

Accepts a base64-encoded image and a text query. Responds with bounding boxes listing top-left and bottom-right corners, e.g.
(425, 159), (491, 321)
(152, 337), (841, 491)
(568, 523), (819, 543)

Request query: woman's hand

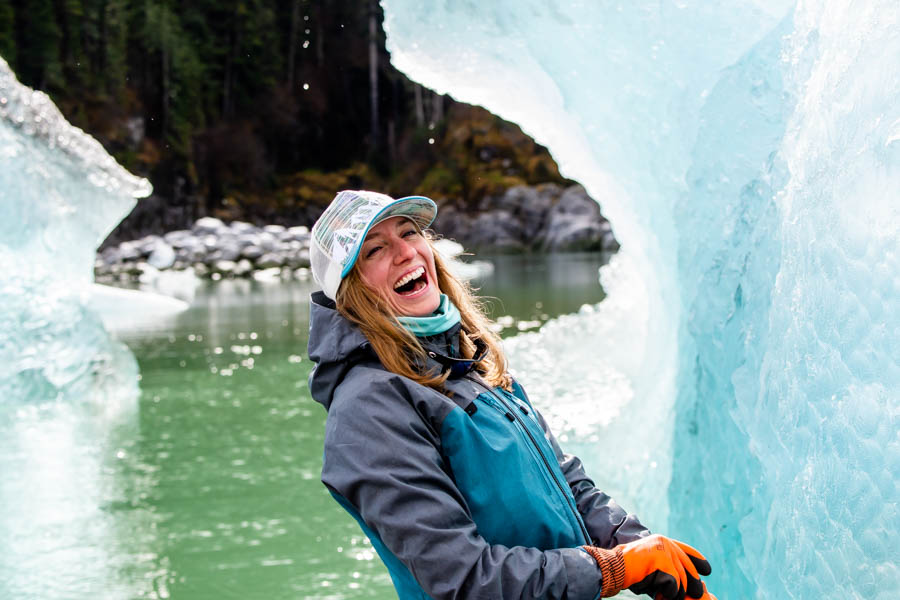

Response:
(583, 534), (716, 599)
(686, 582), (717, 600)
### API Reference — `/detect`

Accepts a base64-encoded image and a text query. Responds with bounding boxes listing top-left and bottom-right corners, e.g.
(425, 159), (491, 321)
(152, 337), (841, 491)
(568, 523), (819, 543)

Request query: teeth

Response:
(394, 266), (425, 289)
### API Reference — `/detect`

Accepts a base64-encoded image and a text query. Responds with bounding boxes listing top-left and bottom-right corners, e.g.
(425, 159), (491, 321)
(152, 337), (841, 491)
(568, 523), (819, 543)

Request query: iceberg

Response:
(0, 55), (157, 403)
(0, 56), (173, 599)
(382, 1), (899, 598)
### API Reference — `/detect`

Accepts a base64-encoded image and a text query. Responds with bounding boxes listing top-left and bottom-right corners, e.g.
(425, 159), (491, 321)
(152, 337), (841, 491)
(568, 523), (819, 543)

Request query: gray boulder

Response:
(504, 185), (558, 241)
(100, 246), (123, 265)
(432, 184), (615, 253)
(175, 243), (207, 263)
(466, 210), (527, 252)
(432, 205), (473, 243)
(202, 234), (220, 251)
(240, 245), (265, 260)
(211, 260), (237, 275)
(257, 231), (279, 251)
(539, 185), (608, 251)
(229, 220), (257, 235)
(163, 229), (194, 248)
(234, 259), (254, 277)
(148, 241), (176, 269)
(206, 242), (242, 263)
(285, 248), (311, 268)
(284, 226), (310, 243)
(116, 241), (143, 261)
(255, 253), (285, 269)
(134, 235), (163, 256)
(193, 217), (227, 235)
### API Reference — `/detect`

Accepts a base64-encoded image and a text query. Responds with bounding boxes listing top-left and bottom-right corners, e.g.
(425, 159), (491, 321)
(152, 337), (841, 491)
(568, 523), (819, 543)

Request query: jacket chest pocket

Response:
(439, 392), (584, 550)
(471, 391), (556, 476)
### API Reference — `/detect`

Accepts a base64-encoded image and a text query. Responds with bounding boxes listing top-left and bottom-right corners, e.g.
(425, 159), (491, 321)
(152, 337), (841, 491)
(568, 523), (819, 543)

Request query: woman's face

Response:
(357, 216), (442, 317)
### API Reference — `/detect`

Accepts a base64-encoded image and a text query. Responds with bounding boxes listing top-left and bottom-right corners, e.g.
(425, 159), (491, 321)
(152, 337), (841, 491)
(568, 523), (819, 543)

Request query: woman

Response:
(308, 190), (717, 600)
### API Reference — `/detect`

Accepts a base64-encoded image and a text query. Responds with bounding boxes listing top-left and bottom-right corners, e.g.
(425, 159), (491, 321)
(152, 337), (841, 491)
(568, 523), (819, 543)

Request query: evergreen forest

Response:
(1, 0), (570, 243)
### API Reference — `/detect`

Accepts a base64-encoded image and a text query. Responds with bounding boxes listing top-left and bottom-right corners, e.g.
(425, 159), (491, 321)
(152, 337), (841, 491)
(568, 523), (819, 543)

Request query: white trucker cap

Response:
(310, 190), (437, 300)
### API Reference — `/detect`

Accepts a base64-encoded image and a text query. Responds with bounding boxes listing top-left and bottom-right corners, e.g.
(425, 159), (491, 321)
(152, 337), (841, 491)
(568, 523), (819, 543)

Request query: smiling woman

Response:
(356, 216), (441, 317)
(305, 190), (718, 600)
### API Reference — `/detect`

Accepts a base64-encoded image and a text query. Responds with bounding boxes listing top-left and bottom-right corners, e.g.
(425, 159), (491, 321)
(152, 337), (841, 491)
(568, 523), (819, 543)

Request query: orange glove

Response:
(583, 534), (713, 599)
(691, 582), (717, 600)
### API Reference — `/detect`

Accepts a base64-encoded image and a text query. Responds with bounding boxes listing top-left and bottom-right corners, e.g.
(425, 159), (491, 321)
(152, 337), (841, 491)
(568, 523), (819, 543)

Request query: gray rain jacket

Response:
(308, 291), (649, 599)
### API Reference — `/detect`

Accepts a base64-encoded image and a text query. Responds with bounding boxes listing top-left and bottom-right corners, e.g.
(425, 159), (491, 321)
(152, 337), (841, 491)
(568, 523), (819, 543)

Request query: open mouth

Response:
(393, 266), (427, 296)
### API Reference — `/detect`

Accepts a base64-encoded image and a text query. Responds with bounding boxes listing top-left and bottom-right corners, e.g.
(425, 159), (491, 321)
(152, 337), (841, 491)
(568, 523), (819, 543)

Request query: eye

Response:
(364, 245), (381, 258)
(401, 228), (418, 238)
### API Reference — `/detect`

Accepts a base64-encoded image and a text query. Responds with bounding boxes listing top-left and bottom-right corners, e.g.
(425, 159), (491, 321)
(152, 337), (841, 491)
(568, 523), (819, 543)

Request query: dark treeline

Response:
(1, 0), (569, 243)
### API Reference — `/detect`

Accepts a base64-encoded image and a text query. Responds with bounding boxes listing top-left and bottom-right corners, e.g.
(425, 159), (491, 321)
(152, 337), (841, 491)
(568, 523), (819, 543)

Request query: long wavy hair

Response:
(335, 233), (511, 392)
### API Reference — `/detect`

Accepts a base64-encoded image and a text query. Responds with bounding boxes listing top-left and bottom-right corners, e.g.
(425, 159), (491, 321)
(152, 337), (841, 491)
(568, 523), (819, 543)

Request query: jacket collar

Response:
(307, 292), (468, 410)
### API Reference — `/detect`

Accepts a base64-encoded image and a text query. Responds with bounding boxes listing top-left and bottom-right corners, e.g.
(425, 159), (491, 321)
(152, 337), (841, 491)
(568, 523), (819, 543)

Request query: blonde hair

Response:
(335, 236), (512, 392)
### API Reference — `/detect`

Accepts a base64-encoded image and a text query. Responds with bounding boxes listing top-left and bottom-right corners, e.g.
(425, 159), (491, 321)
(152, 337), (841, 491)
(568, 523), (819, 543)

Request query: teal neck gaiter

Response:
(397, 294), (461, 337)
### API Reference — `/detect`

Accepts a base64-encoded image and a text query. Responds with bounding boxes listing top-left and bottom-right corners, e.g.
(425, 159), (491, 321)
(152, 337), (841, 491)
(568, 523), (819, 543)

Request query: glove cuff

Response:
(582, 545), (625, 597)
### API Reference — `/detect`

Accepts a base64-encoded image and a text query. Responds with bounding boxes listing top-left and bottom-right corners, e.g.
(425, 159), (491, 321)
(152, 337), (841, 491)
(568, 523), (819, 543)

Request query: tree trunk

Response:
(387, 118), (396, 166)
(414, 83), (425, 128)
(315, 1), (324, 67)
(223, 16), (236, 117)
(53, 0), (70, 80)
(286, 0), (299, 87)
(431, 92), (444, 123)
(161, 12), (169, 135)
(98, 0), (108, 91)
(368, 0), (379, 152)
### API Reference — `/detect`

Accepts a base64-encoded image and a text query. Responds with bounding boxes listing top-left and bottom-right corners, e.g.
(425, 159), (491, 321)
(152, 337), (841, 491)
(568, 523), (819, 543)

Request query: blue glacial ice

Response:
(0, 56), (163, 598)
(0, 55), (153, 403)
(382, 1), (899, 598)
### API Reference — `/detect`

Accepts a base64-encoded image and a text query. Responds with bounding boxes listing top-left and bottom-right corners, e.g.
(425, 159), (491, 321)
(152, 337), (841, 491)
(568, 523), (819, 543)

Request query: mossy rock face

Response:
(211, 163), (386, 226)
(417, 166), (463, 199)
(199, 102), (573, 230)
(470, 170), (527, 201)
(525, 154), (563, 183)
(412, 103), (570, 207)
(278, 163), (381, 208)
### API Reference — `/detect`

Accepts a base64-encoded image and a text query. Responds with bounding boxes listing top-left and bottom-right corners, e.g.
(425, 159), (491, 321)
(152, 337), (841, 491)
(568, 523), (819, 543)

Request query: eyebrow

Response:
(364, 220), (415, 245)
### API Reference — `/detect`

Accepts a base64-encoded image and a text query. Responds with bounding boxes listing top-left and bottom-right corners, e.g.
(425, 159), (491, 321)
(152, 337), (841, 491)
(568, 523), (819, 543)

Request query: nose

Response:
(393, 236), (417, 264)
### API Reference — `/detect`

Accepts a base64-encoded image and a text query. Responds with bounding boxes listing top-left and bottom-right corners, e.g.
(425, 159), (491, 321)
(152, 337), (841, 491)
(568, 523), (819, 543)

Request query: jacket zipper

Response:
(466, 376), (592, 545)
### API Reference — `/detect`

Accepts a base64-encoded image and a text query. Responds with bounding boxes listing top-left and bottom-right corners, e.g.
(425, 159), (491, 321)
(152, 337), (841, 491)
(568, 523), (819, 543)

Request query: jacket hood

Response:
(307, 291), (373, 411)
(307, 291), (462, 411)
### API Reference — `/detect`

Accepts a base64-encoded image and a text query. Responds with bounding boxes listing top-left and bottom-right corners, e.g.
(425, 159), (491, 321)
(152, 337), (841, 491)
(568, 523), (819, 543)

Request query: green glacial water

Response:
(2, 253), (608, 600)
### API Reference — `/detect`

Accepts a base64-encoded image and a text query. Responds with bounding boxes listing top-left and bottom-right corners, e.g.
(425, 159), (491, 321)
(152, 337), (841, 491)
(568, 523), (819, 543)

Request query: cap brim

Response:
(339, 195), (437, 278)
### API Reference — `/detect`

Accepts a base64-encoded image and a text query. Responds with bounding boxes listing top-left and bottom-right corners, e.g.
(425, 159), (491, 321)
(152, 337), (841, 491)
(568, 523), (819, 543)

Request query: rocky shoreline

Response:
(94, 184), (618, 283)
(95, 217), (314, 284)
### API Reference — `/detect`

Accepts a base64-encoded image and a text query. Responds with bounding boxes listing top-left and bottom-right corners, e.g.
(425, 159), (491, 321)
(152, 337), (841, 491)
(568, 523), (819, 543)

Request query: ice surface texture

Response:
(0, 58), (156, 598)
(0, 56), (149, 403)
(382, 1), (899, 598)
